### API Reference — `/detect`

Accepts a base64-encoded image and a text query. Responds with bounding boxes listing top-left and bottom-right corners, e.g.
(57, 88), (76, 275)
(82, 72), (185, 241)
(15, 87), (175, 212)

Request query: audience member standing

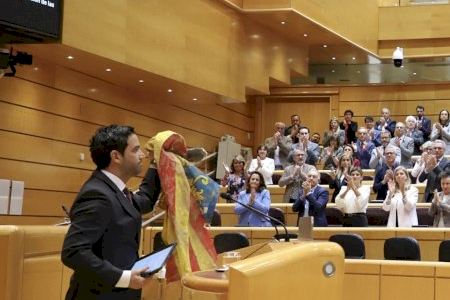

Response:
(364, 115), (381, 146)
(415, 105), (432, 141)
(355, 127), (375, 169)
(376, 107), (396, 136)
(248, 145), (275, 185)
(373, 145), (399, 201)
(329, 154), (353, 202)
(291, 127), (321, 166)
(418, 140), (450, 202)
(390, 122), (414, 168)
(235, 171), (272, 227)
(278, 149), (316, 203)
(335, 167), (370, 227)
(323, 117), (345, 147)
(292, 169), (329, 227)
(430, 109), (450, 154)
(428, 171), (450, 227)
(284, 114), (301, 136)
(221, 155), (247, 203)
(382, 166), (418, 227)
(405, 116), (424, 155)
(322, 135), (343, 170)
(340, 110), (358, 144)
(265, 122), (292, 169)
(411, 141), (434, 183)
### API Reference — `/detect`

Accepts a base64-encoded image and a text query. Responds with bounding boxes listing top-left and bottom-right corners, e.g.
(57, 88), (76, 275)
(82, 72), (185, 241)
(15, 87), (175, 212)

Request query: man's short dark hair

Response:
(364, 115), (374, 123)
(90, 124), (135, 169)
(291, 114), (299, 119)
(439, 170), (450, 182)
(416, 105), (425, 111)
(344, 110), (354, 117)
(299, 126), (310, 133)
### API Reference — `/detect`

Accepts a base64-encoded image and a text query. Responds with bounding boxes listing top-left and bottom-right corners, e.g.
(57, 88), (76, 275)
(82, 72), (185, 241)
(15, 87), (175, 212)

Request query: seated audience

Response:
(329, 154), (353, 202)
(292, 169), (329, 227)
(278, 149), (316, 203)
(265, 122), (292, 170)
(355, 127), (375, 169)
(405, 115), (424, 155)
(248, 145), (275, 185)
(364, 115), (381, 146)
(389, 122), (414, 168)
(339, 109), (358, 144)
(375, 107), (396, 136)
(291, 127), (321, 166)
(369, 131), (400, 169)
(428, 171), (450, 227)
(411, 141), (434, 182)
(430, 109), (450, 154)
(418, 140), (450, 202)
(235, 171), (272, 227)
(221, 155), (247, 203)
(382, 166), (418, 227)
(321, 135), (343, 170)
(416, 105), (432, 141)
(323, 117), (345, 147)
(335, 167), (370, 227)
(287, 124), (300, 144)
(284, 114), (301, 136)
(373, 145), (399, 200)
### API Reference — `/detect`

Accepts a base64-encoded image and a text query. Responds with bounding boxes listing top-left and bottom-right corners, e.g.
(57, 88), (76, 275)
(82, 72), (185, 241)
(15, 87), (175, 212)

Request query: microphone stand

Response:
(221, 193), (291, 242)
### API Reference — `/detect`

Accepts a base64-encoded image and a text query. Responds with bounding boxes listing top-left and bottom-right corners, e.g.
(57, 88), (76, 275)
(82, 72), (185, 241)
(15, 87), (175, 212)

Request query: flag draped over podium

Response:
(145, 131), (218, 282)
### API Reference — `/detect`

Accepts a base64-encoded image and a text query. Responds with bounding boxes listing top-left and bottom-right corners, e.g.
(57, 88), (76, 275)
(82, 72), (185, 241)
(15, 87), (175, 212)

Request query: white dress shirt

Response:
(335, 185), (370, 214)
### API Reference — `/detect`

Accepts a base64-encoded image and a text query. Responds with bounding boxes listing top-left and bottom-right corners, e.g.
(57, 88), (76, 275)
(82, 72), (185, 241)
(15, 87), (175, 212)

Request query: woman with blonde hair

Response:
(382, 166), (418, 227)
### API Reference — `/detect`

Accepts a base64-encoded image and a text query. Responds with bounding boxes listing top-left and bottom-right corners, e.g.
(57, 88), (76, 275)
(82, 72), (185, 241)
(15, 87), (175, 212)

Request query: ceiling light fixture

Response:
(281, 21), (286, 25)
(138, 79), (144, 83)
(67, 55), (74, 60)
(167, 89), (173, 93)
(193, 98), (198, 101)
(105, 68), (112, 72)
(332, 57), (336, 60)
(323, 44), (327, 48)
(303, 33), (308, 37)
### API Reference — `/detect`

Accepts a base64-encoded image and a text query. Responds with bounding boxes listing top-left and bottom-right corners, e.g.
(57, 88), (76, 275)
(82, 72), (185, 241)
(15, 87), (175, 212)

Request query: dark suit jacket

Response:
(418, 158), (450, 202)
(417, 116), (432, 140)
(292, 185), (329, 227)
(375, 119), (396, 137)
(61, 168), (160, 300)
(339, 121), (358, 143)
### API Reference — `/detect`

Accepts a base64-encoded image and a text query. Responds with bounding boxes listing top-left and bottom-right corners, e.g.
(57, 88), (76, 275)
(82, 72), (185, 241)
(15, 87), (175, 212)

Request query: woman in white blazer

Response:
(382, 166), (418, 227)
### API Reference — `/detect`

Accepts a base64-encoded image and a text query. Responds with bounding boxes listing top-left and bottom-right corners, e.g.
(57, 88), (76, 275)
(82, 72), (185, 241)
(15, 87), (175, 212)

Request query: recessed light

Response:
(250, 34), (260, 39)
(352, 57), (356, 60)
(105, 68), (112, 72)
(33, 67), (39, 71)
(193, 98), (198, 101)
(413, 72), (417, 75)
(323, 44), (327, 48)
(138, 79), (144, 83)
(281, 21), (286, 25)
(303, 33), (308, 37)
(89, 88), (97, 93)
(167, 89), (173, 93)
(357, 70), (361, 73)
(332, 70), (335, 73)
(332, 57), (336, 60)
(67, 55), (74, 60)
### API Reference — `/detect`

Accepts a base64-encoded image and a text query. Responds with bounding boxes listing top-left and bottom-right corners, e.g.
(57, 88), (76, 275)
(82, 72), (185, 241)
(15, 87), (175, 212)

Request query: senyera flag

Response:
(145, 131), (218, 282)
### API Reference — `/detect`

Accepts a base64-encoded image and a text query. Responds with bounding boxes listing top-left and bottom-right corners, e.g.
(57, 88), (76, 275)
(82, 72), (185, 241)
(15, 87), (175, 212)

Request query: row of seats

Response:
(211, 231), (450, 263)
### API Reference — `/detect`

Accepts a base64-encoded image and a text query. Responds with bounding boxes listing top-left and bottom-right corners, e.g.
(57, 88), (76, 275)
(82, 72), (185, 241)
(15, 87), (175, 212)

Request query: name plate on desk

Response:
(298, 217), (313, 240)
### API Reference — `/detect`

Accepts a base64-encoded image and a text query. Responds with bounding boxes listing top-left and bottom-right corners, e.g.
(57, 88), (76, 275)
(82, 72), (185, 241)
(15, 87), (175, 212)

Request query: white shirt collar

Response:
(101, 169), (126, 191)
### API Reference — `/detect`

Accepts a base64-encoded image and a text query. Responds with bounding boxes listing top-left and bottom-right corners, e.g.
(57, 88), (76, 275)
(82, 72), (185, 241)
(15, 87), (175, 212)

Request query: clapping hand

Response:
(425, 155), (437, 172)
(388, 179), (396, 195)
(302, 181), (311, 195)
(249, 187), (256, 205)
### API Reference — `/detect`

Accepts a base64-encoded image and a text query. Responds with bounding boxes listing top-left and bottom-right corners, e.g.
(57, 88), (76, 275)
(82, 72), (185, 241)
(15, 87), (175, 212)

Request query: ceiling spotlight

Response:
(138, 79), (144, 83)
(193, 98), (198, 101)
(167, 89), (173, 93)
(105, 68), (112, 72)
(352, 57), (356, 60)
(33, 67), (39, 71)
(303, 33), (308, 37)
(250, 34), (260, 39)
(89, 88), (97, 93)
(323, 44), (328, 48)
(281, 21), (286, 25)
(332, 70), (335, 73)
(357, 70), (361, 73)
(332, 57), (336, 60)
(67, 55), (74, 60)
(413, 72), (417, 75)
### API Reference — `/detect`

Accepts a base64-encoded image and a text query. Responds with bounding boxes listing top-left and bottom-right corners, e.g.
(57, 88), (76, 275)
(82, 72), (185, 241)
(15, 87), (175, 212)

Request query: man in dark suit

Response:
(339, 109), (358, 144)
(416, 105), (432, 141)
(292, 169), (329, 226)
(373, 145), (399, 201)
(375, 107), (396, 137)
(61, 125), (161, 300)
(419, 140), (450, 202)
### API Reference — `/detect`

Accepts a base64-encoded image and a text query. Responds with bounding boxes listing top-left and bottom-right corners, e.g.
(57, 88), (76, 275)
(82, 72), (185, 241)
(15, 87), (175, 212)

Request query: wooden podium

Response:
(181, 241), (345, 300)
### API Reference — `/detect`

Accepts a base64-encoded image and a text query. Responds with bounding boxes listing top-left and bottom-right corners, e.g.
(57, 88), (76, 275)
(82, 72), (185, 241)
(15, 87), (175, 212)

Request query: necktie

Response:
(123, 187), (132, 203)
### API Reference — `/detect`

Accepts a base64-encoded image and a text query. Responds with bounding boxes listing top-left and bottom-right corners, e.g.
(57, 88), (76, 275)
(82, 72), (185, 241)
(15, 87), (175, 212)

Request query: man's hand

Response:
(129, 267), (149, 289)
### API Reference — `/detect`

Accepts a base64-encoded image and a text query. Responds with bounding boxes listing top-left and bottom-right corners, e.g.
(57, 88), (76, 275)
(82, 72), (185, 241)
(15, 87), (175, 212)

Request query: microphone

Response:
(220, 192), (293, 242)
